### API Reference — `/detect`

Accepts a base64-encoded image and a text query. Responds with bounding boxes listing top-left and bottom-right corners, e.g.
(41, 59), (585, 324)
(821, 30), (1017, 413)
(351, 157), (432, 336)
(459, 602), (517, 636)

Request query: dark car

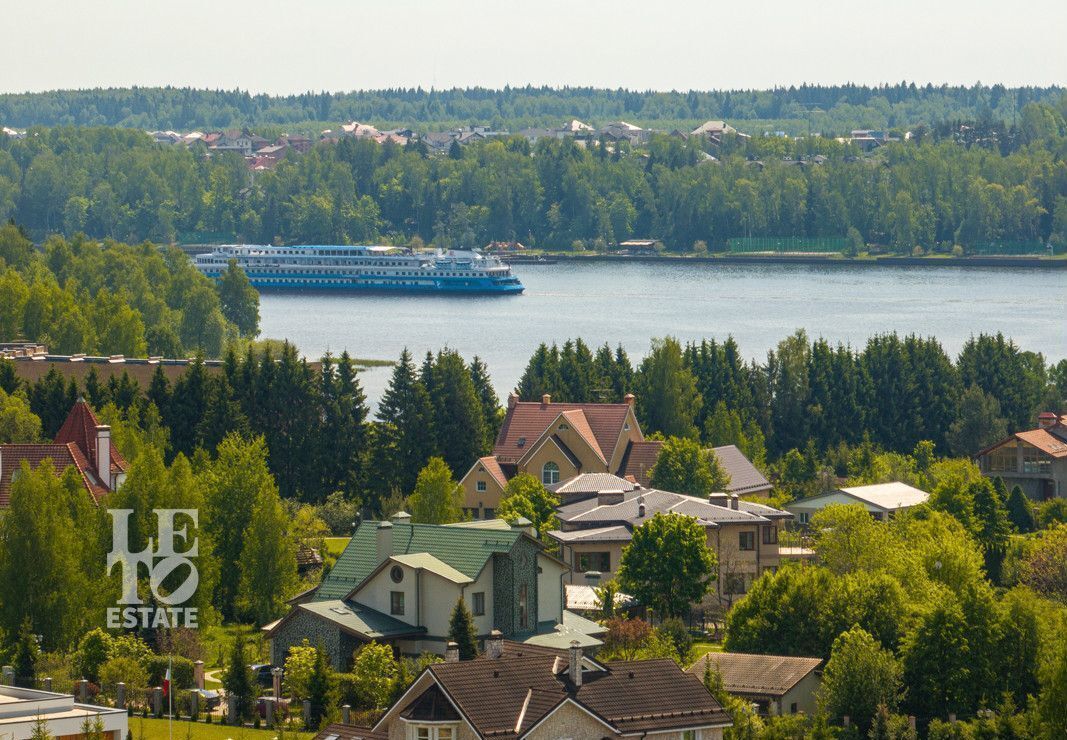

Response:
(249, 664), (276, 688)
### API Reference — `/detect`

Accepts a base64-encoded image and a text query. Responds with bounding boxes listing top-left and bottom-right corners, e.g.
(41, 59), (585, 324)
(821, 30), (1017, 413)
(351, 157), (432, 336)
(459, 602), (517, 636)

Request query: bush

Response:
(952, 244), (965, 257)
(146, 655), (194, 690)
(656, 618), (694, 664)
(912, 245), (924, 257)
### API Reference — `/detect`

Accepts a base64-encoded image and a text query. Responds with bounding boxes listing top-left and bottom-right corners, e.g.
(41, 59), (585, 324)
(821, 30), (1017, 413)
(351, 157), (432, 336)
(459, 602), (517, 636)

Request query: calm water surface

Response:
(258, 261), (1067, 406)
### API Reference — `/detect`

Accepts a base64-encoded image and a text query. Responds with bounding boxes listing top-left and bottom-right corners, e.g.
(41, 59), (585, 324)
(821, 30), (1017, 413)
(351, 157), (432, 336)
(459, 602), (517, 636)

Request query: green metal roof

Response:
(315, 521), (523, 601)
(299, 599), (423, 639)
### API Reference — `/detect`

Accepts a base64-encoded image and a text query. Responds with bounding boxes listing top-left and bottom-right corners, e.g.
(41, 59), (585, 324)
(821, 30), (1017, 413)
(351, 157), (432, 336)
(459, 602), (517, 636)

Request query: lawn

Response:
(323, 537), (350, 559)
(690, 641), (724, 663)
(130, 717), (314, 740)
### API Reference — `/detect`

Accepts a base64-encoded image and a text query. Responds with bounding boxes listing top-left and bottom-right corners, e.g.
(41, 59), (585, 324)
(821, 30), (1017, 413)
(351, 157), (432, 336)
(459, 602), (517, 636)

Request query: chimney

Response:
(541, 393), (551, 407)
(568, 641), (582, 687)
(376, 520), (393, 563)
(637, 496), (646, 518)
(729, 494), (739, 510)
(485, 629), (504, 659)
(508, 392), (519, 409)
(623, 393), (635, 407)
(391, 510), (412, 523)
(708, 492), (730, 508)
(584, 570), (601, 587)
(445, 642), (460, 662)
(95, 425), (112, 490)
(597, 490), (625, 506)
(1038, 411), (1058, 429)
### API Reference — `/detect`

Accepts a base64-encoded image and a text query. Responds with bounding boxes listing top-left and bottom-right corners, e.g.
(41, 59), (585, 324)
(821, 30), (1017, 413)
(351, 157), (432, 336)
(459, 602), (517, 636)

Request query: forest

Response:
(2, 100), (1067, 251)
(0, 83), (1062, 134)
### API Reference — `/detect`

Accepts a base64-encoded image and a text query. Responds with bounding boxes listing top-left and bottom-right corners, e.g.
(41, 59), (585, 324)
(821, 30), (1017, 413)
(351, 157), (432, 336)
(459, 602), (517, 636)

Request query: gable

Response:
(494, 401), (632, 464)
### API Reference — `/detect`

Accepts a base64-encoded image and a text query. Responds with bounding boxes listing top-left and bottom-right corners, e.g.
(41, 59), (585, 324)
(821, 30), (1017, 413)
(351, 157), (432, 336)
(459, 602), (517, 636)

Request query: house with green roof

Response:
(266, 513), (602, 669)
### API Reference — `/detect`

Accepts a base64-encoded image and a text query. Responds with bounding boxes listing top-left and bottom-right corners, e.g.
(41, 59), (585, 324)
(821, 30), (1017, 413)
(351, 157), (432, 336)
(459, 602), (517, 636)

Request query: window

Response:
(472, 592), (485, 616)
(542, 461), (560, 485)
(576, 552), (611, 573)
(988, 443), (1017, 473)
(558, 423), (570, 431)
(762, 526), (778, 545)
(739, 531), (755, 551)
(799, 512), (810, 525)
(484, 508), (495, 519)
(414, 728), (455, 740)
(390, 591), (404, 615)
(518, 583), (529, 629)
(790, 703), (799, 714)
(390, 565), (404, 583)
(724, 573), (747, 595)
(1022, 446), (1052, 474)
(476, 480), (487, 492)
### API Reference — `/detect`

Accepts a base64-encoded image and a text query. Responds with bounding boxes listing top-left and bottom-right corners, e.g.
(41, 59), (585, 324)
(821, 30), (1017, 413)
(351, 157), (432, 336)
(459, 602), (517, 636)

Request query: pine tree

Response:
(83, 366), (107, 408)
(448, 598), (479, 660)
(428, 349), (485, 474)
(28, 367), (72, 437)
(147, 365), (171, 417)
(167, 358), (208, 458)
(13, 618), (39, 686)
(30, 715), (52, 740)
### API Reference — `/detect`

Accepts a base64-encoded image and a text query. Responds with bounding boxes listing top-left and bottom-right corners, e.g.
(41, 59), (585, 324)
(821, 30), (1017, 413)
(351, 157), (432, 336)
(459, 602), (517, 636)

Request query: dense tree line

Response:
(517, 333), (1067, 460)
(0, 84), (1061, 134)
(3, 105), (1067, 250)
(0, 225), (258, 357)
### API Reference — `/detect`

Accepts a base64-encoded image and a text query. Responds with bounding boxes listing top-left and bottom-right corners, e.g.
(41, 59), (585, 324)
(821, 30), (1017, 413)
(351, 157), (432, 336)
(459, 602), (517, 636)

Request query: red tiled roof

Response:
(474, 456), (508, 489)
(618, 440), (664, 486)
(558, 409), (606, 465)
(54, 399), (128, 475)
(0, 443), (107, 507)
(494, 401), (631, 464)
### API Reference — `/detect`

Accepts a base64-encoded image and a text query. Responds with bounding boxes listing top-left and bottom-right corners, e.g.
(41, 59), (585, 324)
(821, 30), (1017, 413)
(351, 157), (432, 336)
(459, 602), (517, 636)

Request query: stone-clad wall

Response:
(270, 611), (359, 670)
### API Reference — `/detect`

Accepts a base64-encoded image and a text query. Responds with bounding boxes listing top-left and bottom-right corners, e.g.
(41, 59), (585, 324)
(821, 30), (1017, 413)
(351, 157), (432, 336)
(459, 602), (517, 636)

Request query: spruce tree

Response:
(376, 348), (434, 498)
(305, 643), (333, 730)
(469, 356), (500, 451)
(222, 635), (254, 721)
(448, 598), (479, 660)
(428, 349), (485, 474)
(1007, 485), (1035, 533)
(13, 618), (39, 687)
(83, 366), (107, 408)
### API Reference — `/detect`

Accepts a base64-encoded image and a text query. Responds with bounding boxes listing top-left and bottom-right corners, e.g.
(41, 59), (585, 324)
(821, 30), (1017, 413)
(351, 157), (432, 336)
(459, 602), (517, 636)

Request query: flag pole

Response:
(167, 655), (173, 740)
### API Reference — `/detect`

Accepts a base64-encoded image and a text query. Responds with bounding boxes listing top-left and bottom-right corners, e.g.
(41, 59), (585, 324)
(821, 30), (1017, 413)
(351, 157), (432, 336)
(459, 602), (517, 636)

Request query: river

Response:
(258, 261), (1067, 406)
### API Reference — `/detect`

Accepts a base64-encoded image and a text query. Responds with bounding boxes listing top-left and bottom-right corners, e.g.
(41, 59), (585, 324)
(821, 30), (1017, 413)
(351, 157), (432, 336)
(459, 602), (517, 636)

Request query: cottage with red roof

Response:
(0, 399), (127, 507)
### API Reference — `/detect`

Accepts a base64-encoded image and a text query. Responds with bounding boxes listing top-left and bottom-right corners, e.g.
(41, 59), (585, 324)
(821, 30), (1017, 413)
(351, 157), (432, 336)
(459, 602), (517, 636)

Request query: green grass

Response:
(323, 537), (350, 558)
(130, 717), (314, 740)
(691, 641), (724, 663)
(200, 625), (269, 673)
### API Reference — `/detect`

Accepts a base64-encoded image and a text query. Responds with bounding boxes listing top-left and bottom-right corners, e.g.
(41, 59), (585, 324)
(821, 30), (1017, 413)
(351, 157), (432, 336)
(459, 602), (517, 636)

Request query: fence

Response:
(970, 241), (1055, 255)
(727, 236), (849, 254)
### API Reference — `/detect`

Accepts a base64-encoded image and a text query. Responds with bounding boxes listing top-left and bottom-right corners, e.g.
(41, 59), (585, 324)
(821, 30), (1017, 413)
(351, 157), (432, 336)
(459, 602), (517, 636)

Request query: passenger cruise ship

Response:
(194, 244), (524, 294)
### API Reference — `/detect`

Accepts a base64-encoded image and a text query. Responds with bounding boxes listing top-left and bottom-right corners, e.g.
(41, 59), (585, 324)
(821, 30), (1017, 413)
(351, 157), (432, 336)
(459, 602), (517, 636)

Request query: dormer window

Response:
(517, 437), (526, 448)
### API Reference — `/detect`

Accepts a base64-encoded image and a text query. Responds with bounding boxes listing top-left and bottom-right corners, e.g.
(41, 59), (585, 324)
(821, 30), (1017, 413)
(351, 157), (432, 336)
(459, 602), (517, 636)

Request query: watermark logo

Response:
(106, 509), (199, 629)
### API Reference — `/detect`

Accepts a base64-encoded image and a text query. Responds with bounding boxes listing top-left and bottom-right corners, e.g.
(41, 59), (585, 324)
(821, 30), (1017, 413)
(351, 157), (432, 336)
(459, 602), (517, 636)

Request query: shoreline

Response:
(517, 253), (1067, 269)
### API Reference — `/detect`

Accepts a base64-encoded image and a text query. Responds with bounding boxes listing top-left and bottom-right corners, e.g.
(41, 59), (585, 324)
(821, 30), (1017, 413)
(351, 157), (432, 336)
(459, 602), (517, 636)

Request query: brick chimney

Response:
(508, 392), (519, 409)
(729, 494), (739, 510)
(708, 492), (730, 508)
(1038, 411), (1058, 429)
(485, 629), (504, 659)
(541, 393), (551, 407)
(376, 520), (393, 563)
(568, 640), (583, 687)
(95, 425), (112, 490)
(623, 393), (635, 407)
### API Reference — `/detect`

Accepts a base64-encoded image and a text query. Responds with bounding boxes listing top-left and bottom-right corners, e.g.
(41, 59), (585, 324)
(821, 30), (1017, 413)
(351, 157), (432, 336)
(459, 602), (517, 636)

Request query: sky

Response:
(5, 0), (1066, 94)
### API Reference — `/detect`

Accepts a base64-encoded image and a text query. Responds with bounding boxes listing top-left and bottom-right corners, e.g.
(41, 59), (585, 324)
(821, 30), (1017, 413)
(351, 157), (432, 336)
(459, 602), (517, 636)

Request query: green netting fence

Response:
(727, 236), (849, 254)
(970, 241), (1054, 256)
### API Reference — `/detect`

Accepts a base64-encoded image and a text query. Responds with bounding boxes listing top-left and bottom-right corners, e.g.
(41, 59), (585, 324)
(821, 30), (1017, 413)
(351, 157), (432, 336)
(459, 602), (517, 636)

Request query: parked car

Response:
(249, 664), (276, 688)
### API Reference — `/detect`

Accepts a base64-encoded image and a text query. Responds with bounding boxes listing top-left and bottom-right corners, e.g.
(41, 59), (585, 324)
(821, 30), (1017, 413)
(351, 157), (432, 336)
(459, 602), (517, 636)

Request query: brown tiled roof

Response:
(559, 409), (606, 465)
(54, 399), (128, 474)
(494, 401), (631, 464)
(617, 440), (663, 486)
(422, 653), (729, 738)
(1014, 429), (1067, 458)
(0, 443), (107, 507)
(312, 723), (385, 740)
(687, 652), (822, 698)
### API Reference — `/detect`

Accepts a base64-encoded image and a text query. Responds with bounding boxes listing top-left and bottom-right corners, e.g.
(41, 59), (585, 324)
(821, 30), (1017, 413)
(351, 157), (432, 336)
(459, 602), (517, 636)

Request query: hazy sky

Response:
(5, 1), (1065, 94)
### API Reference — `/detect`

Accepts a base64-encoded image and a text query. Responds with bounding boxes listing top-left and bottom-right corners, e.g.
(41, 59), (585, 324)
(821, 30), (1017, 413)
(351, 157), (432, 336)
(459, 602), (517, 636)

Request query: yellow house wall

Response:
(559, 542), (625, 584)
(537, 552), (567, 623)
(460, 463), (507, 516)
(525, 701), (620, 739)
(522, 441), (580, 486)
(606, 406), (645, 473)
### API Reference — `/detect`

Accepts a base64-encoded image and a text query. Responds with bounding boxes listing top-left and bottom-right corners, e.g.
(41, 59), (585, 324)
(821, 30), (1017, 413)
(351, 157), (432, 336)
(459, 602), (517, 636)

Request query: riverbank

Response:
(525, 252), (1067, 269)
